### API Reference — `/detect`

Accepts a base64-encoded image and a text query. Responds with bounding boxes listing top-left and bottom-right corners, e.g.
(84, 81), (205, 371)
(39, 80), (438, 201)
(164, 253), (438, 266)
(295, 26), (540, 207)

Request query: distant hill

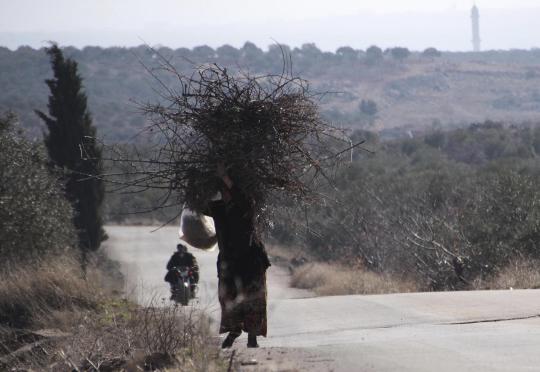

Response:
(2, 44), (540, 141)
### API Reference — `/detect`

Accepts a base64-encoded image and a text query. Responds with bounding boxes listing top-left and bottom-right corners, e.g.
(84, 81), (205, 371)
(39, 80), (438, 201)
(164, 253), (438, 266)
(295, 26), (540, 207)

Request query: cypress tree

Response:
(36, 44), (106, 255)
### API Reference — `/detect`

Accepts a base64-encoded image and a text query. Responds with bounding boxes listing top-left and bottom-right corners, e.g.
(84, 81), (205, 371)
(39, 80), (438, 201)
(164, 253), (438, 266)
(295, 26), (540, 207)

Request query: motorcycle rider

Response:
(164, 243), (199, 295)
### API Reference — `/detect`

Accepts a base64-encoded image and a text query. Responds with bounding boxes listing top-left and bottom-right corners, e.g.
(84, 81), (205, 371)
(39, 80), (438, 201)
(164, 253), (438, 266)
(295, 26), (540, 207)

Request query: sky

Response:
(1, 0), (540, 51)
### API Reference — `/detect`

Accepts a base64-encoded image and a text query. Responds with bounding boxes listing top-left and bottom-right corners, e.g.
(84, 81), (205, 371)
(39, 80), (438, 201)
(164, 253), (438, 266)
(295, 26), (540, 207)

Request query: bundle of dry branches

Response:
(110, 54), (346, 226)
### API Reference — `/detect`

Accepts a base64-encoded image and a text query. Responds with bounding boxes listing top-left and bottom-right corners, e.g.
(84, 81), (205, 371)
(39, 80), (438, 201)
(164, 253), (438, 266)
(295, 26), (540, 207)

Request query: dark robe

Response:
(206, 185), (271, 336)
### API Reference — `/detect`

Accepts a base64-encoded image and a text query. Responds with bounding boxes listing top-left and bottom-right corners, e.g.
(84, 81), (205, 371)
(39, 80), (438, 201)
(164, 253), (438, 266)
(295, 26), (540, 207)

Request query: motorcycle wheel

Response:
(172, 285), (189, 306)
(181, 285), (191, 306)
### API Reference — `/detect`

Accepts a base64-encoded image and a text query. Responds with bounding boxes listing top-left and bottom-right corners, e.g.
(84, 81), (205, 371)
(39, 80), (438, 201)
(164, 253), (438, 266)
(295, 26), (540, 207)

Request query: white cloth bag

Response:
(179, 207), (217, 251)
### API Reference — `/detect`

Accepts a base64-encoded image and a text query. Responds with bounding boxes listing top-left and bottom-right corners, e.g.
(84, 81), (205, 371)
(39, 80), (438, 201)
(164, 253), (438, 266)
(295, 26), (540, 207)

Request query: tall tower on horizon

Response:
(471, 5), (481, 52)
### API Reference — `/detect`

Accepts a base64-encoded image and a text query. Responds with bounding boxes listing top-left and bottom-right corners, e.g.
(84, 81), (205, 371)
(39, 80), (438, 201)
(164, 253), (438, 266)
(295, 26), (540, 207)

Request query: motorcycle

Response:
(169, 266), (197, 305)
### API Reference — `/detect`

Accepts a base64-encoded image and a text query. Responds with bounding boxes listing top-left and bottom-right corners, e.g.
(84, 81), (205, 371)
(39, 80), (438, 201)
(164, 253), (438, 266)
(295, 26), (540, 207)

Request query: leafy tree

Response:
(192, 45), (215, 61)
(0, 112), (77, 263)
(267, 43), (291, 57)
(216, 44), (240, 63)
(174, 47), (192, 60)
(424, 130), (446, 149)
(240, 41), (264, 67)
(390, 47), (411, 62)
(336, 46), (358, 61)
(35, 44), (106, 255)
(300, 43), (322, 58)
(365, 45), (384, 66)
(422, 47), (442, 59)
(358, 99), (378, 127)
(359, 99), (378, 116)
(266, 44), (292, 72)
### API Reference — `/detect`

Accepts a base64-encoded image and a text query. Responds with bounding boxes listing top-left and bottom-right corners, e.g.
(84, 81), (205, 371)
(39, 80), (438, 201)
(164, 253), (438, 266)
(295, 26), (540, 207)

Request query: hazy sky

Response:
(1, 0), (540, 51)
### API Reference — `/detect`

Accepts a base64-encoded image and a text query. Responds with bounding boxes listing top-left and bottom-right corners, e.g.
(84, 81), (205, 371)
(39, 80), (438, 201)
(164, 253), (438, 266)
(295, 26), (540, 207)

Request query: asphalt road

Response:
(105, 226), (540, 372)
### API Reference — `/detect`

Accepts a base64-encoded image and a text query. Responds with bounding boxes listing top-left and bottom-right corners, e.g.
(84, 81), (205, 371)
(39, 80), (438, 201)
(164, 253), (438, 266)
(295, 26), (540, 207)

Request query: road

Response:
(105, 226), (540, 372)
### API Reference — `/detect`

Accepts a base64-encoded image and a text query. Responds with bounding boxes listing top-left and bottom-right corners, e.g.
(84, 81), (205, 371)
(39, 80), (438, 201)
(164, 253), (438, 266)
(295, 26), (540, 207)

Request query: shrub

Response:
(0, 113), (77, 263)
(273, 123), (540, 291)
(422, 47), (442, 58)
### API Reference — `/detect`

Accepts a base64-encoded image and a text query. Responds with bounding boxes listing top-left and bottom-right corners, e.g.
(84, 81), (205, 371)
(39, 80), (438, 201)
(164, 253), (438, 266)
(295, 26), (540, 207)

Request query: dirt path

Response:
(105, 226), (540, 372)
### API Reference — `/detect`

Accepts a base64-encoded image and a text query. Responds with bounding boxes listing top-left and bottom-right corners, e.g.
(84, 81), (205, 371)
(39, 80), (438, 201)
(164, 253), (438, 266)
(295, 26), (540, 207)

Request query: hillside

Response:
(2, 44), (540, 140)
(337, 61), (540, 127)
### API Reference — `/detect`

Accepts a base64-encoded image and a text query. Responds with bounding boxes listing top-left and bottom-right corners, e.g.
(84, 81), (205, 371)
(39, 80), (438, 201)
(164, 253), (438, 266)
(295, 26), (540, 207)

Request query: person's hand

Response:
(216, 162), (234, 189)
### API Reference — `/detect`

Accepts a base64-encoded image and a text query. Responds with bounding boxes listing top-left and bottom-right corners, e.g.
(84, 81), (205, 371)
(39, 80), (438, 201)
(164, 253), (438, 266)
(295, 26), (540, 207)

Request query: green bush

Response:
(0, 113), (77, 264)
(271, 123), (540, 290)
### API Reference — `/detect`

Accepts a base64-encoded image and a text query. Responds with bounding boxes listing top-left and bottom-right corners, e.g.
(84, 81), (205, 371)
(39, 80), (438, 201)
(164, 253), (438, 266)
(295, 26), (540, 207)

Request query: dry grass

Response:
(473, 259), (540, 290)
(0, 256), (224, 371)
(0, 255), (103, 329)
(290, 262), (419, 296)
(132, 297), (221, 372)
(47, 298), (222, 372)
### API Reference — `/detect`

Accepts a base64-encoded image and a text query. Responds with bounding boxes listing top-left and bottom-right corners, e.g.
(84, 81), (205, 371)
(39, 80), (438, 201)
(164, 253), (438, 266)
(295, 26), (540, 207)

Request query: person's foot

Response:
(221, 332), (240, 349)
(247, 334), (259, 348)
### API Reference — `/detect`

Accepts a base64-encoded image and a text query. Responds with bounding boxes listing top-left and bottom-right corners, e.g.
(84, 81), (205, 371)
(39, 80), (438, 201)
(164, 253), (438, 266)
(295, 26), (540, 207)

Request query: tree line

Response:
(3, 43), (540, 140)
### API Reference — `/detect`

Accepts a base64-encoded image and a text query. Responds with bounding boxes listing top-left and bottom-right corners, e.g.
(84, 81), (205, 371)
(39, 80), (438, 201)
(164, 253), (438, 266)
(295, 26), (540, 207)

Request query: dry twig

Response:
(105, 50), (348, 227)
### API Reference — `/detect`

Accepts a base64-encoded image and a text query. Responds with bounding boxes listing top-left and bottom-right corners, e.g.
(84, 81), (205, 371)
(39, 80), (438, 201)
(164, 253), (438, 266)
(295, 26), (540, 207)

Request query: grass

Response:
(0, 255), (225, 371)
(473, 259), (540, 290)
(290, 262), (419, 296)
(270, 243), (540, 295)
(0, 255), (103, 329)
(266, 244), (419, 296)
(290, 259), (540, 296)
(133, 297), (222, 372)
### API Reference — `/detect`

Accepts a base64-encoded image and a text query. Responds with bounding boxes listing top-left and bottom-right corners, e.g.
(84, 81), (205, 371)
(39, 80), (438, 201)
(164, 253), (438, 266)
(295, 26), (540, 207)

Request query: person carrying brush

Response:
(205, 163), (271, 348)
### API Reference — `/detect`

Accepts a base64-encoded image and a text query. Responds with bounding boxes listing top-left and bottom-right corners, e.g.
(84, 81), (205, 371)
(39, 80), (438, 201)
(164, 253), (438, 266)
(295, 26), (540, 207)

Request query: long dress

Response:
(206, 185), (271, 336)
